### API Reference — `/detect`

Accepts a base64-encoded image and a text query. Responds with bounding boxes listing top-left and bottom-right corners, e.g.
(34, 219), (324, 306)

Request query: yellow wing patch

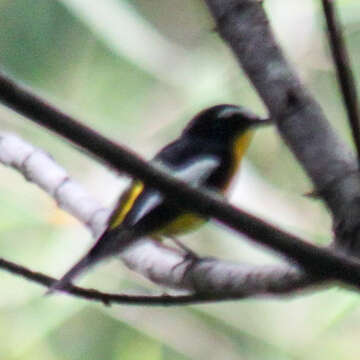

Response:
(108, 131), (252, 234)
(109, 181), (206, 236)
(108, 181), (144, 229)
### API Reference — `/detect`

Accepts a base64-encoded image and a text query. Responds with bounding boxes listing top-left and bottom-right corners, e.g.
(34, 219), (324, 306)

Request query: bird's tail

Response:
(48, 227), (135, 294)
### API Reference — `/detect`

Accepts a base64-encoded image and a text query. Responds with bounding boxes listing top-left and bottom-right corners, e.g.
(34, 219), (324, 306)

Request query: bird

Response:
(50, 104), (270, 292)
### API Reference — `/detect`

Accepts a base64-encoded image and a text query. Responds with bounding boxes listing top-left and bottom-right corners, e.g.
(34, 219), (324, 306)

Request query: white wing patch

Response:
(131, 156), (220, 224)
(131, 192), (162, 224)
(171, 156), (219, 186)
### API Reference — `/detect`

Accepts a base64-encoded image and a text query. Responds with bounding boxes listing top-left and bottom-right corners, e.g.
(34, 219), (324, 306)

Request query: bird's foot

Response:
(167, 235), (200, 260)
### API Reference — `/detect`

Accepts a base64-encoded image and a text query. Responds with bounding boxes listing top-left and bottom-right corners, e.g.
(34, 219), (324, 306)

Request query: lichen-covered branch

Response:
(2, 73), (360, 288)
(1, 2), (360, 302)
(204, 0), (360, 252)
(0, 132), (318, 302)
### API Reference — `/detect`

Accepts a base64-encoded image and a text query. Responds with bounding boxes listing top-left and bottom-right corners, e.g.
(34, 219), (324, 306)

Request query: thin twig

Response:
(0, 257), (214, 306)
(0, 257), (320, 305)
(0, 132), (322, 299)
(2, 72), (360, 288)
(321, 0), (360, 166)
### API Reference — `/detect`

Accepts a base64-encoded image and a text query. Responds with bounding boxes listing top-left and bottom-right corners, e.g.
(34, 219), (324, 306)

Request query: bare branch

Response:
(204, 0), (360, 252)
(0, 132), (319, 301)
(2, 67), (360, 287)
(0, 256), (320, 306)
(321, 0), (360, 165)
(1, 1), (360, 298)
(2, 72), (360, 288)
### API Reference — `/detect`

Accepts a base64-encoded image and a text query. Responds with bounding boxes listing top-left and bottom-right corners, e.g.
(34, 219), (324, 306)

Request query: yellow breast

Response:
(154, 131), (254, 237)
(108, 131), (253, 237)
(223, 130), (254, 191)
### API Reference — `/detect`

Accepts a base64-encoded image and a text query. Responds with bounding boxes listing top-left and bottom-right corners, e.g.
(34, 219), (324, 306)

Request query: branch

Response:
(0, 132), (318, 302)
(204, 1), (360, 252)
(1, 1), (360, 294)
(0, 256), (318, 305)
(2, 73), (360, 289)
(321, 0), (360, 165)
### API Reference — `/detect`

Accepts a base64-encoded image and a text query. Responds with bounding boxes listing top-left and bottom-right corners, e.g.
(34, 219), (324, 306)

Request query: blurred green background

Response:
(0, 0), (360, 359)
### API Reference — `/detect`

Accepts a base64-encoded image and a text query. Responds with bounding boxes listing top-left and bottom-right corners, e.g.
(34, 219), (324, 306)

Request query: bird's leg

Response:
(165, 235), (200, 260)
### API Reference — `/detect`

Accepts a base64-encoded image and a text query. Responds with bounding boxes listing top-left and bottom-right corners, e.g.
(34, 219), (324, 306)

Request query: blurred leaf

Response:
(113, 329), (163, 360)
(190, 309), (294, 360)
(0, 298), (84, 359)
(58, 0), (187, 85)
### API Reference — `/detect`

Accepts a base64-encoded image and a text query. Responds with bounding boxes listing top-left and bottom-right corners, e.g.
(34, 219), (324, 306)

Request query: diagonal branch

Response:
(205, 0), (358, 216)
(0, 256), (318, 305)
(1, 1), (360, 295)
(1, 73), (360, 289)
(204, 0), (360, 253)
(0, 132), (319, 302)
(321, 0), (360, 166)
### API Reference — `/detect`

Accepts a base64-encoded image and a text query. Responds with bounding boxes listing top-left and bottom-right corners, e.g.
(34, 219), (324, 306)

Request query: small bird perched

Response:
(51, 104), (270, 292)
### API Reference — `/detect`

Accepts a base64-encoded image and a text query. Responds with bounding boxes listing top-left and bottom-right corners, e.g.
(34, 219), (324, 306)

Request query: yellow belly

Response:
(223, 130), (254, 191)
(108, 181), (206, 237)
(109, 132), (253, 237)
(155, 213), (207, 236)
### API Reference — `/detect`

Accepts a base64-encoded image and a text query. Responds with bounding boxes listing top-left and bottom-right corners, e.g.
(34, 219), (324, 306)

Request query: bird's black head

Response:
(183, 104), (268, 143)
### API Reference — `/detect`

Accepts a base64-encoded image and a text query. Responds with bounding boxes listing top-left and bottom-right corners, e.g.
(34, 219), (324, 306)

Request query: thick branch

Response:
(0, 132), (318, 300)
(0, 256), (318, 305)
(0, 2), (360, 292)
(2, 77), (360, 289)
(206, 0), (360, 233)
(204, 0), (360, 252)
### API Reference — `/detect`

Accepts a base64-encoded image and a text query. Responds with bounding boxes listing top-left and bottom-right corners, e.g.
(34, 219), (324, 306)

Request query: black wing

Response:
(122, 137), (221, 235)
